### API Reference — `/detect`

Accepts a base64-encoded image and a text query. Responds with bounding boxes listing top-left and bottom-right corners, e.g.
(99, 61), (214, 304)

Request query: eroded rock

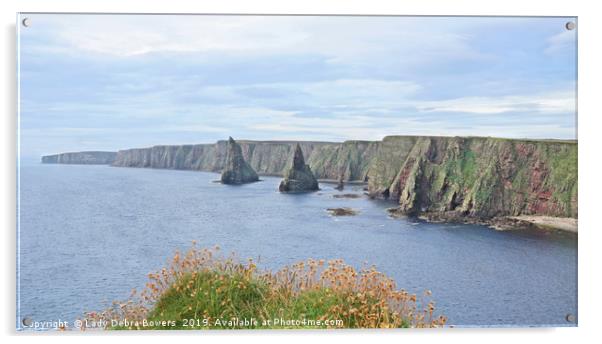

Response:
(220, 137), (259, 184)
(279, 144), (319, 192)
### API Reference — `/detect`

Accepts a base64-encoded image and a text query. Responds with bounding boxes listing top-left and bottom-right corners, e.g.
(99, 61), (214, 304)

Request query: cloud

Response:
(22, 14), (490, 69)
(415, 91), (575, 114)
(18, 14), (578, 157)
(193, 79), (422, 110)
(56, 16), (307, 57)
(545, 29), (576, 55)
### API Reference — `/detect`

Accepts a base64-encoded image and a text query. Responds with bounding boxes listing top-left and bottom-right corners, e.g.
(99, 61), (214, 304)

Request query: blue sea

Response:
(17, 163), (577, 328)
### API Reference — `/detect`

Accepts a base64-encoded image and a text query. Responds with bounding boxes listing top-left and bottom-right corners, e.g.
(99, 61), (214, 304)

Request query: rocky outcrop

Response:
(220, 137), (259, 184)
(278, 144), (320, 192)
(47, 135), (578, 222)
(41, 151), (116, 164)
(327, 207), (359, 216)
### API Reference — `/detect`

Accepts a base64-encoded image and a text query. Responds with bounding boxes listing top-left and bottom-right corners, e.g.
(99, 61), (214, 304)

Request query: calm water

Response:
(17, 163), (577, 328)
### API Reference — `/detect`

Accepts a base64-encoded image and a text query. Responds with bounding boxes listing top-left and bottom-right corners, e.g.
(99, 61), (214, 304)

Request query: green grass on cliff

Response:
(142, 271), (368, 329)
(88, 246), (446, 330)
(547, 144), (578, 214)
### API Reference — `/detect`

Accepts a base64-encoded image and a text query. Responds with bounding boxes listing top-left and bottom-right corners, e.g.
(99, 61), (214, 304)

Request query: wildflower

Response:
(83, 245), (445, 330)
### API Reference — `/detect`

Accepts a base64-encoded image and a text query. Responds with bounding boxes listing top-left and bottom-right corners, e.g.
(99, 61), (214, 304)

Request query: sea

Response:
(17, 162), (578, 329)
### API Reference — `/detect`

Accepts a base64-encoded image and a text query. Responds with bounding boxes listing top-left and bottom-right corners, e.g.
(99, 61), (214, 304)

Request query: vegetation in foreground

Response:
(83, 244), (446, 330)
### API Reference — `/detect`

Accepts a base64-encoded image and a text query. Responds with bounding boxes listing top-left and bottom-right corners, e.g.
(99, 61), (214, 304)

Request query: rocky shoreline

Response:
(501, 215), (577, 233)
(386, 208), (577, 233)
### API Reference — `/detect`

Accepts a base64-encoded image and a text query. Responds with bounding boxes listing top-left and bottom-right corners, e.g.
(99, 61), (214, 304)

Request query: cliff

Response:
(110, 140), (377, 180)
(46, 136), (578, 221)
(110, 140), (345, 177)
(369, 136), (577, 220)
(41, 151), (117, 165)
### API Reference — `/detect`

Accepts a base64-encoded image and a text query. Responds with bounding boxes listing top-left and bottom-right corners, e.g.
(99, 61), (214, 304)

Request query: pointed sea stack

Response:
(220, 137), (259, 184)
(278, 144), (319, 192)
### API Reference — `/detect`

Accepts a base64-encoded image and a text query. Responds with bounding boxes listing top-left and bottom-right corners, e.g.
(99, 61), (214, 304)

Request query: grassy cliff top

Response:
(112, 135), (577, 153)
(381, 135), (577, 144)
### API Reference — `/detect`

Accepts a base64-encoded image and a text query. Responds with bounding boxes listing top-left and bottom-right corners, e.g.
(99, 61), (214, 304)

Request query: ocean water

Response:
(17, 163), (577, 328)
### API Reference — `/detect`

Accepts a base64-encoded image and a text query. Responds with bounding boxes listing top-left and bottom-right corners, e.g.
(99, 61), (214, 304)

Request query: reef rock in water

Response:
(220, 137), (259, 184)
(279, 144), (319, 192)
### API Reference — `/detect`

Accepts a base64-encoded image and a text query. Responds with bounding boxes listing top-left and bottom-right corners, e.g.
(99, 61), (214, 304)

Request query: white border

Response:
(2, 1), (601, 344)
(15, 11), (21, 334)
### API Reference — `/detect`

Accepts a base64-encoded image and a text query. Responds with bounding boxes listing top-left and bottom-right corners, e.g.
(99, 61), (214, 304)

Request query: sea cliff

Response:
(370, 136), (577, 223)
(42, 136), (578, 226)
(41, 151), (117, 165)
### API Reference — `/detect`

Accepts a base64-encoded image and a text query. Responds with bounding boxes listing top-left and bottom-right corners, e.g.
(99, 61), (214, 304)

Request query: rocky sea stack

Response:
(220, 137), (259, 184)
(279, 144), (319, 192)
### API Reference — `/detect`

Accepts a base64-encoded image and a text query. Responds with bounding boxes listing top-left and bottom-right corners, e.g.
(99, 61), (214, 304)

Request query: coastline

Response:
(388, 209), (578, 234)
(502, 215), (578, 233)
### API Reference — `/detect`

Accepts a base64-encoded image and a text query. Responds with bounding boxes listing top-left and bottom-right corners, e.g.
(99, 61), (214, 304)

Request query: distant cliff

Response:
(41, 151), (117, 165)
(110, 140), (348, 178)
(44, 136), (578, 221)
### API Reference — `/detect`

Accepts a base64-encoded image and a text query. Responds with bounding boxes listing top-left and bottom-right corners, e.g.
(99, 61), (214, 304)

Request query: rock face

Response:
(111, 140), (344, 177)
(367, 136), (577, 221)
(220, 137), (259, 184)
(278, 144), (320, 192)
(41, 151), (116, 164)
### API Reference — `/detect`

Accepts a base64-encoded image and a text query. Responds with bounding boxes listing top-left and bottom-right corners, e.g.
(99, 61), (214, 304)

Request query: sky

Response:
(18, 14), (577, 158)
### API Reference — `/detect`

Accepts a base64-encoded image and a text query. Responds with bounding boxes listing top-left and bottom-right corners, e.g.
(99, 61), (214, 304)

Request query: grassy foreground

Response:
(83, 245), (446, 330)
